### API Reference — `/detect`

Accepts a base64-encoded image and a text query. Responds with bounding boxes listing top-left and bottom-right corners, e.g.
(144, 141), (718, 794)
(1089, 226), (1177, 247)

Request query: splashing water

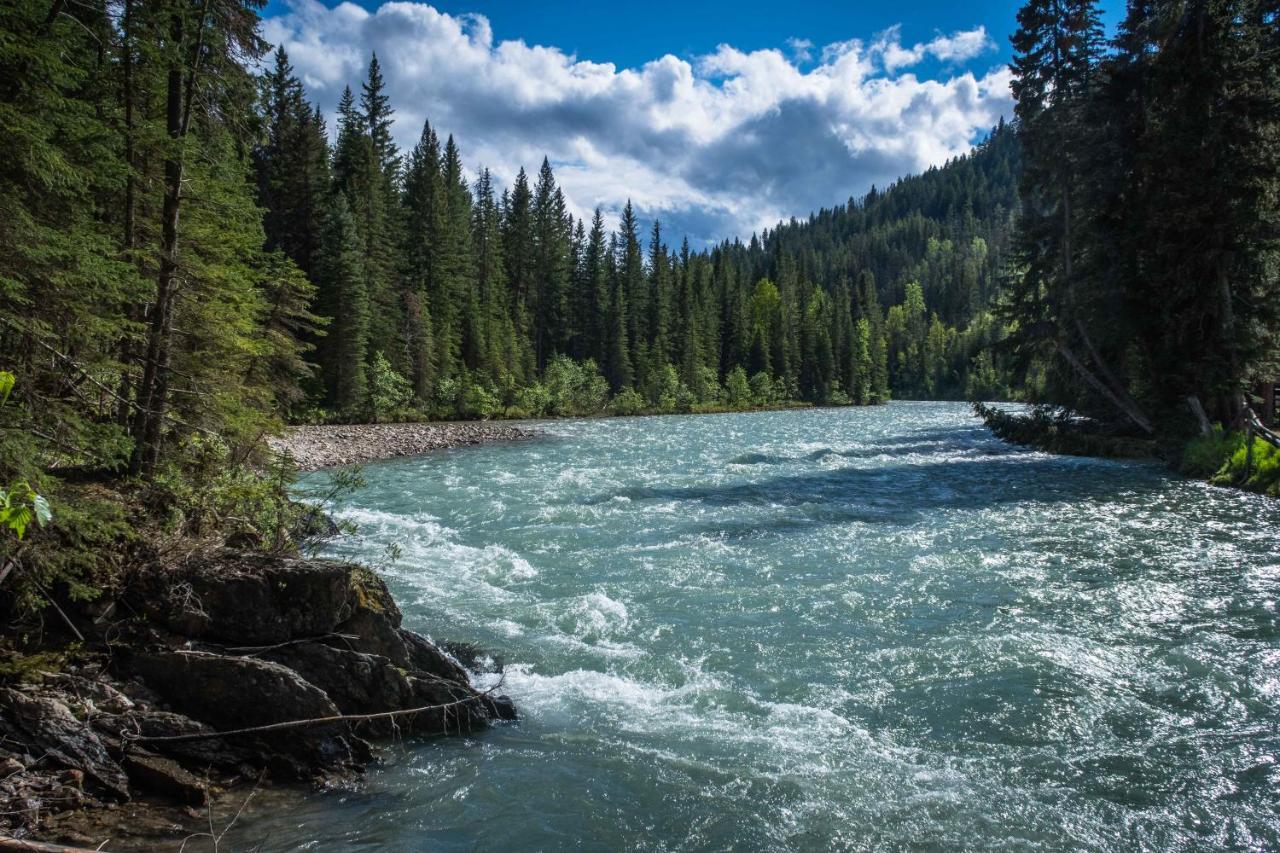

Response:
(232, 402), (1280, 851)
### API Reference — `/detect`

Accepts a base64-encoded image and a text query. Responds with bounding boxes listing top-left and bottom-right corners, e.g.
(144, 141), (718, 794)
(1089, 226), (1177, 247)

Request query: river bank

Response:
(268, 421), (537, 471)
(0, 551), (515, 848)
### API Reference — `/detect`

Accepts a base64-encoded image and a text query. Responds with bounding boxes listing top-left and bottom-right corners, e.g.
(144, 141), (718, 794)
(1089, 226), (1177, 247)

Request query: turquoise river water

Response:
(230, 402), (1279, 851)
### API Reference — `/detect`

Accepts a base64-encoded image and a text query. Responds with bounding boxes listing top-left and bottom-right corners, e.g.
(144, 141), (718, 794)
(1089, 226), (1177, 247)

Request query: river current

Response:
(232, 402), (1279, 851)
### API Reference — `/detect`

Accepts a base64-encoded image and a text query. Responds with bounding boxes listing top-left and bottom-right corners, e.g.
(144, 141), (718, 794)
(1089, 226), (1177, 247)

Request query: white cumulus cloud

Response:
(262, 1), (1012, 244)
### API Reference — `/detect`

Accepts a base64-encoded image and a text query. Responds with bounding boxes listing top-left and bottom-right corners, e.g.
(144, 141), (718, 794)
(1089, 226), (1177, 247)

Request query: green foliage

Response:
(1211, 436), (1280, 497)
(0, 374), (51, 543)
(511, 382), (551, 419)
(0, 639), (75, 685)
(1179, 428), (1243, 478)
(750, 372), (782, 406)
(725, 367), (752, 407)
(151, 434), (300, 546)
(609, 388), (646, 416)
(1004, 0), (1280, 429)
(544, 356), (609, 416)
(459, 377), (501, 420)
(0, 483), (50, 541)
(367, 351), (413, 422)
(246, 51), (1022, 424)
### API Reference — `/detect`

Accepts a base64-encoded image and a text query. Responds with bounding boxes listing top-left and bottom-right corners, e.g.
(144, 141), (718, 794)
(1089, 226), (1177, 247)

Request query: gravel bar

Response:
(269, 421), (537, 471)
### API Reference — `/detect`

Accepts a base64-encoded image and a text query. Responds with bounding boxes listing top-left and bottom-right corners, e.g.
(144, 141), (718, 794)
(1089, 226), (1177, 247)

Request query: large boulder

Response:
(123, 650), (360, 780)
(128, 554), (361, 645)
(262, 643), (413, 738)
(128, 651), (341, 731)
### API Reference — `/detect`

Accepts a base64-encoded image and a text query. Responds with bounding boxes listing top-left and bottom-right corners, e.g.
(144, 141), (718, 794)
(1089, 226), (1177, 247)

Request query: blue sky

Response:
(260, 0), (1123, 245)
(263, 0), (1124, 71)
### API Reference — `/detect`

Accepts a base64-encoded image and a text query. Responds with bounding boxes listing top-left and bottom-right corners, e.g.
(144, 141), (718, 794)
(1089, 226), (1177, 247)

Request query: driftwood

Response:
(0, 840), (103, 852)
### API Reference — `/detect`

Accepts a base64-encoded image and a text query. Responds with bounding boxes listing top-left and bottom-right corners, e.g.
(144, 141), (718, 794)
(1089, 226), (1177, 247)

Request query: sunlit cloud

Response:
(263, 0), (1011, 243)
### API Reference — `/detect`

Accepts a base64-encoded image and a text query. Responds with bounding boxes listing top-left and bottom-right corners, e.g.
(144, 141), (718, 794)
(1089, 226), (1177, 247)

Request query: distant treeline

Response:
(256, 50), (1023, 421)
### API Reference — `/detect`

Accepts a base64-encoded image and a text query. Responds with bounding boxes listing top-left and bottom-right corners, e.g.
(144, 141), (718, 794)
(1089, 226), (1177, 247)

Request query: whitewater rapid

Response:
(231, 402), (1280, 851)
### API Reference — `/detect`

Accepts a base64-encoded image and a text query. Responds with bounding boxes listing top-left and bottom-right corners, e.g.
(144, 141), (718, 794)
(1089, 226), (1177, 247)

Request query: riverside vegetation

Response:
(0, 0), (1278, 844)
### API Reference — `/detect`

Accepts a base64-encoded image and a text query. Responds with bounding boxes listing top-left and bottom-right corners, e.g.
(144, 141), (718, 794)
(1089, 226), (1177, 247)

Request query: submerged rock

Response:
(120, 753), (208, 807)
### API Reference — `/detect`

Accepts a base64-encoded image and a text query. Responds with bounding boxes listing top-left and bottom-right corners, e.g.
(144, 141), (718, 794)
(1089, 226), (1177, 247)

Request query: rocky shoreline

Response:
(0, 551), (515, 849)
(269, 421), (537, 471)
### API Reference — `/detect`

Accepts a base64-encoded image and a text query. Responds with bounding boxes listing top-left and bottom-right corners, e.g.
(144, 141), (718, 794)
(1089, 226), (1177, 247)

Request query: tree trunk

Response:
(1057, 340), (1154, 434)
(129, 0), (211, 475)
(115, 0), (138, 429)
(129, 10), (185, 475)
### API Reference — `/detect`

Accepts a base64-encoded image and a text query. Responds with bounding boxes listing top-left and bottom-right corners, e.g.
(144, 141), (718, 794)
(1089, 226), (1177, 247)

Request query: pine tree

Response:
(314, 193), (369, 414)
(503, 169), (536, 380)
(580, 209), (609, 367)
(471, 168), (510, 380)
(1007, 0), (1153, 431)
(617, 202), (647, 387)
(605, 233), (634, 391)
(400, 121), (442, 399)
(532, 159), (571, 368)
(430, 136), (475, 381)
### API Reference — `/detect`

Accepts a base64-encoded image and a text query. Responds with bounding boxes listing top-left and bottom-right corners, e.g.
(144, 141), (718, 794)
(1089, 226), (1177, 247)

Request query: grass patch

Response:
(1180, 427), (1280, 496)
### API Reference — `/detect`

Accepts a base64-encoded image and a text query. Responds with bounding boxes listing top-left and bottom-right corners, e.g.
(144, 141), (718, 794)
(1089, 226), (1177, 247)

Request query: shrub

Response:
(826, 388), (853, 406)
(368, 352), (413, 422)
(1215, 435), (1280, 496)
(689, 365), (723, 406)
(646, 363), (686, 413)
(459, 379), (501, 420)
(1180, 426), (1242, 478)
(429, 376), (462, 419)
(750, 372), (780, 406)
(513, 382), (550, 418)
(545, 356), (609, 416)
(610, 387), (645, 416)
(725, 367), (751, 407)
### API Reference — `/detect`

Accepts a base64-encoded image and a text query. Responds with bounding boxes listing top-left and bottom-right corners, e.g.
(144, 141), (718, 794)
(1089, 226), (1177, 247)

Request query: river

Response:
(230, 401), (1280, 850)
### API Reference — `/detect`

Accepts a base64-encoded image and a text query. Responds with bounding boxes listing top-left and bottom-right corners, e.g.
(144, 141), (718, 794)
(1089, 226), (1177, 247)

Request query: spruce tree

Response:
(314, 193), (369, 414)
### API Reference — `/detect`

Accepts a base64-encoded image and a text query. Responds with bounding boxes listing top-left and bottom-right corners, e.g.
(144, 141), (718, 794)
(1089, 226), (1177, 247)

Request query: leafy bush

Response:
(1214, 435), (1280, 496)
(725, 367), (751, 407)
(368, 352), (413, 422)
(750, 372), (781, 406)
(430, 376), (462, 419)
(459, 378), (501, 420)
(646, 363), (687, 412)
(0, 482), (51, 541)
(512, 382), (550, 418)
(610, 388), (646, 416)
(545, 356), (609, 416)
(826, 388), (853, 406)
(689, 365), (723, 406)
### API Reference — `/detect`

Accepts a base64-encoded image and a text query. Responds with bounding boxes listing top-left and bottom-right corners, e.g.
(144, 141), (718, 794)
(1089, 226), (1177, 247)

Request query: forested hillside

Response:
(0, 0), (1023, 607)
(255, 49), (1021, 421)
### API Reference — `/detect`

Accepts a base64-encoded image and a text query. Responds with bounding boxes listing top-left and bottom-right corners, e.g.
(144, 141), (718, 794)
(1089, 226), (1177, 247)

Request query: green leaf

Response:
(5, 505), (32, 540)
(0, 371), (13, 405)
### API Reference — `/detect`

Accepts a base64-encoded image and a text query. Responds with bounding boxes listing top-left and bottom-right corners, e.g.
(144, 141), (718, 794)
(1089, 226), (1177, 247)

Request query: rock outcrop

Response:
(0, 552), (515, 844)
